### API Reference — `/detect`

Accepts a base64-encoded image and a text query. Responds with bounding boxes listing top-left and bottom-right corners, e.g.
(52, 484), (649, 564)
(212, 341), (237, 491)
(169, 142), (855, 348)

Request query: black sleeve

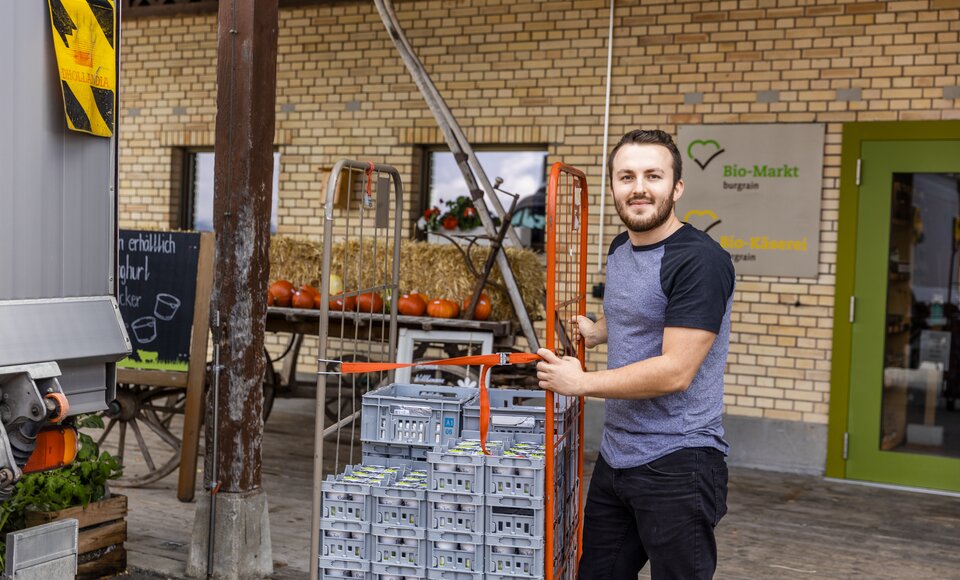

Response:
(660, 243), (735, 334)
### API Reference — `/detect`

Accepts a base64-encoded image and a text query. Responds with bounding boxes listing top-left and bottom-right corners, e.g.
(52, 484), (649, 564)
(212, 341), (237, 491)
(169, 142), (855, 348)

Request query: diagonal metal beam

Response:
(374, 0), (540, 350)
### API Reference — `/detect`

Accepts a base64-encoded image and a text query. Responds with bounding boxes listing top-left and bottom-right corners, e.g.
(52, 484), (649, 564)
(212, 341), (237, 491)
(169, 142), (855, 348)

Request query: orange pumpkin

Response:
(328, 293), (357, 311)
(267, 292), (275, 307)
(269, 280), (294, 308)
(397, 292), (427, 317)
(301, 284), (322, 309)
(426, 298), (460, 319)
(357, 292), (384, 313)
(463, 293), (492, 321)
(292, 290), (315, 309)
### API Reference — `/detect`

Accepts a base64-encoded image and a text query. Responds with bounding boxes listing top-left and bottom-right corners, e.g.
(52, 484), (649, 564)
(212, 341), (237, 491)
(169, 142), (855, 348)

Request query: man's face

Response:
(611, 143), (684, 234)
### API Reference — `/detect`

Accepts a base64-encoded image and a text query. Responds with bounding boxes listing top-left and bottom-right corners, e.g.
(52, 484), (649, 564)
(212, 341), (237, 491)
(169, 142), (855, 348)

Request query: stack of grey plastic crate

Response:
(319, 383), (576, 579)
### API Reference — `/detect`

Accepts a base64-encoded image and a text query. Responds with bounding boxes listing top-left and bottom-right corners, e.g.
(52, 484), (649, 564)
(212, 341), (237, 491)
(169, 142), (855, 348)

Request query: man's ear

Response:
(672, 179), (685, 203)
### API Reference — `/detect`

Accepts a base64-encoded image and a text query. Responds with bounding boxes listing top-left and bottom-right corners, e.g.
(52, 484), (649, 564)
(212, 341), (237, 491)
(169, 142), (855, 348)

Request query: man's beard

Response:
(615, 193), (675, 233)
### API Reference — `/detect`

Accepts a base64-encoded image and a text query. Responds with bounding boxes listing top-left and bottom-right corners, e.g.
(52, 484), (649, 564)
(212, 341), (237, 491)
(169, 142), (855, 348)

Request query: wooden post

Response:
(186, 0), (278, 577)
(210, 0), (278, 494)
(178, 233), (215, 501)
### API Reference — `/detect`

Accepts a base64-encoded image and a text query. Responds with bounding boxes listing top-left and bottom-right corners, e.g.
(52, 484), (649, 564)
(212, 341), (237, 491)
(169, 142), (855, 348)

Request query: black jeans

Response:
(577, 448), (728, 580)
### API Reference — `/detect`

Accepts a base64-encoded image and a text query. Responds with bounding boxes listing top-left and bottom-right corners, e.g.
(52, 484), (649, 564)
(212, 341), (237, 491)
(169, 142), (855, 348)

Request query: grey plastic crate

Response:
(361, 383), (478, 449)
(427, 451), (485, 494)
(427, 431), (514, 495)
(372, 485), (427, 528)
(371, 524), (427, 568)
(363, 441), (432, 462)
(371, 562), (424, 579)
(427, 529), (484, 573)
(425, 569), (484, 580)
(485, 495), (545, 538)
(322, 465), (398, 523)
(462, 388), (573, 435)
(485, 533), (545, 578)
(320, 519), (370, 562)
(486, 454), (544, 500)
(319, 556), (369, 579)
(427, 491), (484, 534)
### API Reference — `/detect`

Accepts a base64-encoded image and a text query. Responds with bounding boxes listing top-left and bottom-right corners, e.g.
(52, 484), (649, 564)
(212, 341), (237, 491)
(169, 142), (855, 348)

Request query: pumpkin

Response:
(301, 284), (322, 309)
(442, 215), (459, 230)
(269, 280), (294, 308)
(267, 292), (275, 307)
(397, 292), (427, 317)
(291, 290), (315, 309)
(462, 293), (492, 321)
(357, 292), (384, 313)
(426, 298), (460, 319)
(328, 293), (357, 311)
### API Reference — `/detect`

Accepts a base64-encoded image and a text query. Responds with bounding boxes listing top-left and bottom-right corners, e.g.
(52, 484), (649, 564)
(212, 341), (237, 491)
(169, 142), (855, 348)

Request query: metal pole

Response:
(597, 0), (616, 272)
(206, 312), (221, 578)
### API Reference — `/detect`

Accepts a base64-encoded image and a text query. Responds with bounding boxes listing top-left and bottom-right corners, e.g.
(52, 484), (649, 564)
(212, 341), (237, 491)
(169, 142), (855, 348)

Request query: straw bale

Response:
(269, 236), (544, 321)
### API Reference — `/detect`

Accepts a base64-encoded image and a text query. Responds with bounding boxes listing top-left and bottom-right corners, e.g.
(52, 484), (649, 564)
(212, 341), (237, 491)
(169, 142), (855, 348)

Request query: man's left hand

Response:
(536, 348), (586, 397)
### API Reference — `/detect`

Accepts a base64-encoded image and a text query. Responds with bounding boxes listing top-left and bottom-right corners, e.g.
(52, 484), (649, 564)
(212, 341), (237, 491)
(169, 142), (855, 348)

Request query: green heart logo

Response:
(687, 140), (725, 170)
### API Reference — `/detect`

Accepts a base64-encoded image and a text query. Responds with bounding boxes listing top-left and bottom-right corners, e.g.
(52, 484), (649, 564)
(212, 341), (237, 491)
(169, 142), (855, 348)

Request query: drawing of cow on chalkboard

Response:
(137, 350), (159, 364)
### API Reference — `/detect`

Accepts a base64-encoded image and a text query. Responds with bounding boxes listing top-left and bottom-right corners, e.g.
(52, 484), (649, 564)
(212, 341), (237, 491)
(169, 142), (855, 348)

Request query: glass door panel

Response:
(881, 172), (960, 459)
(848, 140), (960, 492)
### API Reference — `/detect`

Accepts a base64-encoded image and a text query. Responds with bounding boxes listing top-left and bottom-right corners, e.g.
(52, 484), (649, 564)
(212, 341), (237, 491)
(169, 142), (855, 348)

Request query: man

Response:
(536, 129), (735, 580)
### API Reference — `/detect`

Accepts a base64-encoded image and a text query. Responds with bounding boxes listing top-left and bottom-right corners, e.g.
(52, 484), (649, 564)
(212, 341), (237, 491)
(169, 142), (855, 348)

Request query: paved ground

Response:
(118, 398), (960, 579)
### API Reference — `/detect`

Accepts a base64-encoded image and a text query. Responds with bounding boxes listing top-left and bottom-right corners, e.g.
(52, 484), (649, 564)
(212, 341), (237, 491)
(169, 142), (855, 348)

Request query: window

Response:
(182, 150), (281, 233)
(425, 148), (548, 249)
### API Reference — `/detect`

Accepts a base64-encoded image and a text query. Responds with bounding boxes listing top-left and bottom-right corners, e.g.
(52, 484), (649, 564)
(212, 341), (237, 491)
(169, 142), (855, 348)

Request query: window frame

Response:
(179, 148), (281, 233)
(419, 144), (549, 242)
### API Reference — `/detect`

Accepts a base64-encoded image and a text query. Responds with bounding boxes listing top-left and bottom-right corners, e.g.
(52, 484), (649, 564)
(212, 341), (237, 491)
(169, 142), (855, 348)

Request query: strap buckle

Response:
(316, 358), (342, 375)
(498, 352), (511, 366)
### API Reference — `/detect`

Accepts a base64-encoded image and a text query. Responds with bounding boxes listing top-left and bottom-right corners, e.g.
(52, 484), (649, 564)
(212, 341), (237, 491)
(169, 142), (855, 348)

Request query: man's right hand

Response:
(572, 315), (607, 349)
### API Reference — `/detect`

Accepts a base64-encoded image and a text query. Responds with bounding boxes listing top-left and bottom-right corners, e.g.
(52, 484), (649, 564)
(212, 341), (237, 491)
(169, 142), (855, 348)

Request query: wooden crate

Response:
(25, 494), (127, 579)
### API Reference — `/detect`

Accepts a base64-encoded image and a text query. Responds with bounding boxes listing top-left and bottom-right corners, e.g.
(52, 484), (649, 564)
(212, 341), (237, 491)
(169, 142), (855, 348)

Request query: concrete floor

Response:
(117, 397), (960, 579)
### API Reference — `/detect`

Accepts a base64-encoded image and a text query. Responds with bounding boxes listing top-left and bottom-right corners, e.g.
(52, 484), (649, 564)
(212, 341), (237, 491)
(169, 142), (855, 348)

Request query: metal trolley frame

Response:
(544, 163), (589, 579)
(309, 160), (405, 579)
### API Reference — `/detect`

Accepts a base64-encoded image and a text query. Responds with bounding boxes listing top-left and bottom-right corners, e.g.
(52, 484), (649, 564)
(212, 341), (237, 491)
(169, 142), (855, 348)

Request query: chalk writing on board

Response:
(117, 231), (200, 372)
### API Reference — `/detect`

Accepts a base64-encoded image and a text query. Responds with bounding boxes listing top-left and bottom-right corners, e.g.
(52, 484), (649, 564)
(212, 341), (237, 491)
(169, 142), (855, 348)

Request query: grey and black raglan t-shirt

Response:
(600, 223), (735, 469)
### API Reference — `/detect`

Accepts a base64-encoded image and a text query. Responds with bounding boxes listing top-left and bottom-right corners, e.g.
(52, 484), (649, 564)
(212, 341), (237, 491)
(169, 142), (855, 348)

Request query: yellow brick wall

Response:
(118, 0), (960, 426)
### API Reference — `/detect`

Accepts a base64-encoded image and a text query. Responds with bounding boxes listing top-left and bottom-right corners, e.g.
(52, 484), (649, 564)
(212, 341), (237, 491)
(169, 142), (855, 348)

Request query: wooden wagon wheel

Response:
(97, 384), (185, 487)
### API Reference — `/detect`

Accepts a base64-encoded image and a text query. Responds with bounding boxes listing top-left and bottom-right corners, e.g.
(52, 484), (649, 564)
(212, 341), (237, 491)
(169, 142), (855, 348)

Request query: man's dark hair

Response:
(607, 129), (683, 187)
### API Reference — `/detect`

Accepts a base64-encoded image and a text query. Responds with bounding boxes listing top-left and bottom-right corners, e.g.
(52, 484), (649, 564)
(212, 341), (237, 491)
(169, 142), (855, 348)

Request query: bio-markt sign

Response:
(677, 124), (824, 277)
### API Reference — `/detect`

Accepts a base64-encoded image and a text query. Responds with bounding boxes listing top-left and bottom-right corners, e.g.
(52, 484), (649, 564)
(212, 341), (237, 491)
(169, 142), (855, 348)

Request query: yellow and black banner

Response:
(47, 0), (116, 137)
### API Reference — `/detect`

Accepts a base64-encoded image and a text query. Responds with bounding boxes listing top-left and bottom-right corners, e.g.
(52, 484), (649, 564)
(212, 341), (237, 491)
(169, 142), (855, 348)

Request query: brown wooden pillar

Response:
(188, 0), (278, 577)
(211, 0), (278, 493)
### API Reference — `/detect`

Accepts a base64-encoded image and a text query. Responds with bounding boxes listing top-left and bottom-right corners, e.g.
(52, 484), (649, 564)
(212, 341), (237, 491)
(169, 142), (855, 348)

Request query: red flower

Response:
(464, 207), (476, 218)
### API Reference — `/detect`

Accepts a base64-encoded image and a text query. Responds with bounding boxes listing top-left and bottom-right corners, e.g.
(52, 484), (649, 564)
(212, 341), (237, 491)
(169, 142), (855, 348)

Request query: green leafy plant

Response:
(0, 414), (122, 571)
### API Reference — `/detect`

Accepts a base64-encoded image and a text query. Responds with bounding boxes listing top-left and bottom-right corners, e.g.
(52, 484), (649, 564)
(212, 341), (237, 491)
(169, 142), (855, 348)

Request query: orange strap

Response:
(341, 352), (542, 454)
(363, 161), (375, 207)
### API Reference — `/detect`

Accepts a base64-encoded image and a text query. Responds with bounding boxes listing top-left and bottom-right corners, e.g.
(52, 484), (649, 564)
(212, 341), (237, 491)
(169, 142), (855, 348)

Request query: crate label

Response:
(390, 405), (431, 417)
(444, 418), (455, 428)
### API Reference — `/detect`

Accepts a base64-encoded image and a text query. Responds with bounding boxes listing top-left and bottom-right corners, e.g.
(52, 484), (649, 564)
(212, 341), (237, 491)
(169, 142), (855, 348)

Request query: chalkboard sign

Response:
(117, 230), (201, 372)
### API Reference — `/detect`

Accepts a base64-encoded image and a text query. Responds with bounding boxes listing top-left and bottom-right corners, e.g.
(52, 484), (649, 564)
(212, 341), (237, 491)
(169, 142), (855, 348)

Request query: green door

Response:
(847, 139), (960, 491)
